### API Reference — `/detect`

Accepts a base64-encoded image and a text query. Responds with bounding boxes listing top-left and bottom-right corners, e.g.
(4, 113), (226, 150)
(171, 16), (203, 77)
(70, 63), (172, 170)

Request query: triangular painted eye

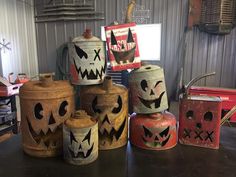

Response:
(82, 129), (91, 145)
(74, 45), (88, 59)
(127, 28), (134, 43)
(143, 126), (153, 137)
(70, 131), (77, 144)
(111, 30), (117, 45)
(159, 127), (169, 138)
(92, 96), (101, 113)
(112, 96), (122, 114)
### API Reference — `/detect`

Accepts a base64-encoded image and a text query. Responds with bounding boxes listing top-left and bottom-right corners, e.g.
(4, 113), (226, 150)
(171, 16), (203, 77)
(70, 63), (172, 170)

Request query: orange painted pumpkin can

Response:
(19, 74), (75, 157)
(63, 110), (98, 165)
(129, 111), (177, 150)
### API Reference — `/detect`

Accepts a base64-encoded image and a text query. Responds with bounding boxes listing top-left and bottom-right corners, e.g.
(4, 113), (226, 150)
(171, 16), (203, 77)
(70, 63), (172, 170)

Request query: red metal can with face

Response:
(129, 111), (177, 150)
(178, 95), (222, 149)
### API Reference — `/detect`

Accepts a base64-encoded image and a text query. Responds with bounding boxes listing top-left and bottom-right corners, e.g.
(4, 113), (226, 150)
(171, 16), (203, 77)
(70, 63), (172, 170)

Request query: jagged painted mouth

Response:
(111, 45), (136, 64)
(68, 143), (94, 159)
(142, 126), (170, 148)
(73, 59), (106, 80)
(142, 135), (170, 147)
(99, 115), (126, 145)
(138, 91), (165, 109)
(27, 117), (62, 148)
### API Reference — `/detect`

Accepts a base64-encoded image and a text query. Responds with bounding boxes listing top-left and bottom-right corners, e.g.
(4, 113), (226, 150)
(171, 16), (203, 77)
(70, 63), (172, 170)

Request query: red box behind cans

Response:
(105, 22), (141, 71)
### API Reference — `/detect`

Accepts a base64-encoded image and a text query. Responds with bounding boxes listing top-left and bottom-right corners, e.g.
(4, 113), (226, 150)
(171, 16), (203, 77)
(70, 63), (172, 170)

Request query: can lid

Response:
(72, 29), (101, 42)
(65, 110), (97, 128)
(130, 65), (161, 74)
(129, 65), (164, 82)
(81, 75), (127, 95)
(186, 95), (222, 102)
(19, 74), (74, 99)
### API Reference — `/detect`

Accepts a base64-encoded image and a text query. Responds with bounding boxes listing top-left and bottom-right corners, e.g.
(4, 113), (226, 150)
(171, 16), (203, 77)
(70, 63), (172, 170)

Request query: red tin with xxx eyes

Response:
(129, 111), (177, 150)
(178, 95), (222, 149)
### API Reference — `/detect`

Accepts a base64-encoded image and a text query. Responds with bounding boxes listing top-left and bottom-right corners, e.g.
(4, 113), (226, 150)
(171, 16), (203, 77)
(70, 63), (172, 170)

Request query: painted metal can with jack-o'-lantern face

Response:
(19, 74), (75, 157)
(68, 29), (107, 85)
(129, 65), (168, 114)
(129, 112), (177, 150)
(80, 76), (128, 150)
(63, 110), (98, 165)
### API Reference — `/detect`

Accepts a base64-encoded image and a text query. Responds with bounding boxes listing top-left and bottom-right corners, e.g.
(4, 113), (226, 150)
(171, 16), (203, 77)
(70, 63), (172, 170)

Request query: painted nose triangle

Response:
(49, 113), (56, 125)
(150, 89), (155, 95)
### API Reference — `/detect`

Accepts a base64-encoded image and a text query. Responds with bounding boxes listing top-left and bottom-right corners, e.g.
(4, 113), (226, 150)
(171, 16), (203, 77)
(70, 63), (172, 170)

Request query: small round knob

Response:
(103, 76), (113, 90)
(83, 29), (93, 39)
(40, 74), (53, 87)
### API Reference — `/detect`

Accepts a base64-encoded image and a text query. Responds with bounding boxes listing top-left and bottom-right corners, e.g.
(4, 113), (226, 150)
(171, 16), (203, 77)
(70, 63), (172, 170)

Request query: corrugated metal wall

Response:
(0, 0), (38, 79)
(35, 0), (236, 99)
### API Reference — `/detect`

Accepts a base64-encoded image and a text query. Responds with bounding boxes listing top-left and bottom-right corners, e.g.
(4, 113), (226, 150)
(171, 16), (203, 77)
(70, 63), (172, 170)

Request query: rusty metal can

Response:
(63, 110), (98, 165)
(129, 65), (168, 114)
(130, 111), (177, 150)
(19, 74), (75, 157)
(178, 94), (222, 149)
(80, 76), (128, 150)
(68, 29), (106, 85)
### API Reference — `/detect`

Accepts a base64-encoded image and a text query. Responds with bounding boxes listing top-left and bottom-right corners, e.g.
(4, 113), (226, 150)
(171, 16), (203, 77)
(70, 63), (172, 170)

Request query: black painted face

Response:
(27, 101), (69, 148)
(92, 95), (126, 145)
(72, 44), (106, 80)
(142, 126), (170, 148)
(138, 79), (165, 109)
(110, 28), (136, 64)
(183, 110), (214, 142)
(68, 129), (94, 159)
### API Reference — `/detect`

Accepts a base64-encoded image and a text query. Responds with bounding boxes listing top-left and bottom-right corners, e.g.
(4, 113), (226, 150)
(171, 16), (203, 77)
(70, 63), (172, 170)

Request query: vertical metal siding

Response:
(35, 0), (236, 99)
(0, 0), (38, 78)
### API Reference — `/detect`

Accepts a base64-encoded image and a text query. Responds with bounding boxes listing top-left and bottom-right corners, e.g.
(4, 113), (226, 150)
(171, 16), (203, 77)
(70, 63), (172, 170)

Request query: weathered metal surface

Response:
(35, 0), (236, 97)
(63, 110), (98, 165)
(80, 76), (128, 150)
(19, 74), (75, 157)
(129, 65), (168, 114)
(129, 111), (177, 150)
(178, 94), (222, 149)
(189, 86), (236, 122)
(188, 0), (202, 28)
(68, 29), (106, 85)
(104, 22), (141, 71)
(35, 1), (104, 23)
(0, 0), (38, 78)
(199, 0), (236, 34)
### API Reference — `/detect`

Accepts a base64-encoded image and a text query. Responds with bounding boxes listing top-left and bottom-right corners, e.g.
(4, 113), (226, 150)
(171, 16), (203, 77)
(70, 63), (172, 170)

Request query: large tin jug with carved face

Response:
(68, 29), (106, 85)
(19, 74), (75, 157)
(80, 76), (128, 150)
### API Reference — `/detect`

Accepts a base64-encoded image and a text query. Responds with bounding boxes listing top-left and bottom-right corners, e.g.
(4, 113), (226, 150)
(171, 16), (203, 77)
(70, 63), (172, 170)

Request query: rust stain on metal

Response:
(19, 74), (75, 157)
(80, 76), (128, 150)
(63, 110), (98, 165)
(130, 112), (177, 150)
